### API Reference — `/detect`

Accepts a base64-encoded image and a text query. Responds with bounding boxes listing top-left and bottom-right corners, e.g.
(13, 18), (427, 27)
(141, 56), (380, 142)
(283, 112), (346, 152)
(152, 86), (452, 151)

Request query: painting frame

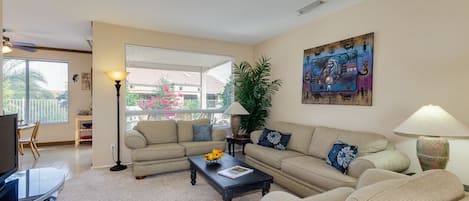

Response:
(81, 72), (91, 90)
(302, 32), (374, 106)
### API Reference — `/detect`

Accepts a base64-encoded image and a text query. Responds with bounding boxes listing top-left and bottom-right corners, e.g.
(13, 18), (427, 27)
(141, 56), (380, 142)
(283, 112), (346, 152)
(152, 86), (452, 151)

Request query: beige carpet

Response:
(58, 168), (286, 201)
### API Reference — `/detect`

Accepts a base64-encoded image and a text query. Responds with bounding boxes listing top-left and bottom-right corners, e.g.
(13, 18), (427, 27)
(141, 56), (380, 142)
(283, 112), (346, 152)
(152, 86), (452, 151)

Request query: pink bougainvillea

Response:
(137, 84), (183, 118)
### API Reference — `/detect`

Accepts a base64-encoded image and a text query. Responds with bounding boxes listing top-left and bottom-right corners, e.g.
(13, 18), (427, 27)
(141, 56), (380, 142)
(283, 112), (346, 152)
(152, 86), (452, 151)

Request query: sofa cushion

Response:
(268, 121), (316, 154)
(192, 124), (212, 141)
(281, 156), (357, 190)
(131, 143), (185, 162)
(309, 127), (389, 159)
(212, 127), (228, 141)
(180, 141), (226, 156)
(326, 141), (358, 174)
(250, 130), (264, 144)
(258, 128), (291, 150)
(177, 119), (210, 142)
(245, 144), (304, 169)
(134, 120), (177, 144)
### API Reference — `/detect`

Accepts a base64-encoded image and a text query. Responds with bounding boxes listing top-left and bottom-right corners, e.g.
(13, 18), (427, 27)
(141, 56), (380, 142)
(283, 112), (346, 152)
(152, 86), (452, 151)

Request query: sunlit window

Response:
(2, 58), (69, 124)
(125, 62), (232, 128)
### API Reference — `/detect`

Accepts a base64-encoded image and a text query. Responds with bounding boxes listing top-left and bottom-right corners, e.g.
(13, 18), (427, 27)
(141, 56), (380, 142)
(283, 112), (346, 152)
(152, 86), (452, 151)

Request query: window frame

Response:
(125, 65), (225, 111)
(2, 57), (70, 124)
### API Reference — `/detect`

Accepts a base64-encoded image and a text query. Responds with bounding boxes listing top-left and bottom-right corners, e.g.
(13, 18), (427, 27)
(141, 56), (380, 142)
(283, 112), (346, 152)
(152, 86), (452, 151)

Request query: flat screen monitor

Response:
(0, 114), (18, 186)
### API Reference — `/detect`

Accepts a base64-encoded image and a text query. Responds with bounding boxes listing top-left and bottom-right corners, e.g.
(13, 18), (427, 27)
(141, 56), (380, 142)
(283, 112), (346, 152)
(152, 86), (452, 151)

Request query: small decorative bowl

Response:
(205, 159), (220, 166)
(82, 123), (92, 129)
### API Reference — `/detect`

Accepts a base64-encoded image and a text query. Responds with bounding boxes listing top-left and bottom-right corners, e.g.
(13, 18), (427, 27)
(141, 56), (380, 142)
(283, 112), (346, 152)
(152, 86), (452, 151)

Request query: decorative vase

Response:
(416, 136), (449, 171)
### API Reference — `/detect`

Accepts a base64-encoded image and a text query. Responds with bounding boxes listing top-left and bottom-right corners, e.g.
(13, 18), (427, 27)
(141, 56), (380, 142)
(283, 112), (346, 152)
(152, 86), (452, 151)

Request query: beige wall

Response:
(4, 49), (92, 142)
(92, 22), (253, 167)
(254, 0), (469, 183)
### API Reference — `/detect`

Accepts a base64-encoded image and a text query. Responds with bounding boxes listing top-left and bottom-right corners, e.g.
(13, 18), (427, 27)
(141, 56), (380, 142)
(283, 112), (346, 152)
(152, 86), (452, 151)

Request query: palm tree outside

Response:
(2, 58), (68, 123)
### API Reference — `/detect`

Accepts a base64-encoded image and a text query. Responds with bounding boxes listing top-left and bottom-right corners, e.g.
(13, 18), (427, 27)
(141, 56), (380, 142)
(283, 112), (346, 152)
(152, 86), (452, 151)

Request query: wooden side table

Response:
(226, 136), (252, 156)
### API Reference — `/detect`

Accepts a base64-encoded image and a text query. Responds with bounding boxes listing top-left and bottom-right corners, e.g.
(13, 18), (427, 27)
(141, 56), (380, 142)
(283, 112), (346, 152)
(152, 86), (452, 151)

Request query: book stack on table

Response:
(217, 165), (253, 179)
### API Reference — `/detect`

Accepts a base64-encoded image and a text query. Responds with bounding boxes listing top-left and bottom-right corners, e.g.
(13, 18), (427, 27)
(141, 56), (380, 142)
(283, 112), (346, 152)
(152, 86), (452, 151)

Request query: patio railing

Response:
(125, 108), (230, 130)
(3, 99), (68, 123)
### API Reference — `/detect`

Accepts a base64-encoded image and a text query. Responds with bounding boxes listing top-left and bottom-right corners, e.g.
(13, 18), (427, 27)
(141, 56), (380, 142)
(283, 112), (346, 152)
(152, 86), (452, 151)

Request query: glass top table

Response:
(5, 167), (65, 201)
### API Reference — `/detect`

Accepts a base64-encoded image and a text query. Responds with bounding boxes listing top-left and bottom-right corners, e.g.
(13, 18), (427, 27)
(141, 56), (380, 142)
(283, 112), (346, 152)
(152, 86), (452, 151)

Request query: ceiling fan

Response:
(3, 29), (37, 53)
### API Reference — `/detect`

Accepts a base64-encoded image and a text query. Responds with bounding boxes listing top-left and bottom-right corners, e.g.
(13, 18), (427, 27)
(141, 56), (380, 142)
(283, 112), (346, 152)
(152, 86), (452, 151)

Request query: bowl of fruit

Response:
(204, 149), (224, 165)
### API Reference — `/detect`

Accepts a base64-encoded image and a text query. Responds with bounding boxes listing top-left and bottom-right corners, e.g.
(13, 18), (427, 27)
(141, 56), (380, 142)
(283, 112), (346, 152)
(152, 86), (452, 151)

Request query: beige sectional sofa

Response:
(261, 168), (469, 201)
(245, 122), (410, 197)
(125, 119), (226, 178)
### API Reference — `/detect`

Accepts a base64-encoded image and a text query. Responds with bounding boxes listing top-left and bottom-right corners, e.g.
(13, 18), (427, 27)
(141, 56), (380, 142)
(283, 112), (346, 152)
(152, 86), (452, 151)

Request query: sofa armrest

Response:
(355, 168), (408, 189)
(347, 170), (465, 201)
(261, 191), (301, 201)
(212, 127), (227, 141)
(348, 150), (410, 178)
(250, 130), (263, 144)
(262, 187), (354, 201)
(303, 187), (355, 201)
(125, 130), (147, 149)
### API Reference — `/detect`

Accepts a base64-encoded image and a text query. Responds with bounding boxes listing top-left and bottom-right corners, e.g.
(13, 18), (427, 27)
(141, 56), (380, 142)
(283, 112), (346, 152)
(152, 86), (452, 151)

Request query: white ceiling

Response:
(3, 0), (361, 51)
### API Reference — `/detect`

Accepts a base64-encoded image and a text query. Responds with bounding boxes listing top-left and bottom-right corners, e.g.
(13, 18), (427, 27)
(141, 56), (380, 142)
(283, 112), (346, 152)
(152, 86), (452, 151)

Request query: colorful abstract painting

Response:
(302, 33), (374, 106)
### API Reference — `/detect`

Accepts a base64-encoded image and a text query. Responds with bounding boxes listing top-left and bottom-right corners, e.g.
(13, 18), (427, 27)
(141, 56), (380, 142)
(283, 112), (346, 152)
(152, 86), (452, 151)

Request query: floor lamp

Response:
(106, 71), (129, 171)
(394, 105), (469, 170)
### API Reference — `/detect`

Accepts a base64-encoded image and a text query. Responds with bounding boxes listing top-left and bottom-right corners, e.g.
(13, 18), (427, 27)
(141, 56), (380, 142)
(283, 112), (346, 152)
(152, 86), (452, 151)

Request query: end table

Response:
(226, 136), (252, 156)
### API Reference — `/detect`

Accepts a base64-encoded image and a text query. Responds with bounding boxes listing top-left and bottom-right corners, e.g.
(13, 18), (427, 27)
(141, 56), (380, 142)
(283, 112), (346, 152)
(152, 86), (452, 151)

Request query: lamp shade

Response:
(394, 105), (469, 137)
(105, 71), (129, 81)
(2, 45), (12, 53)
(224, 102), (249, 115)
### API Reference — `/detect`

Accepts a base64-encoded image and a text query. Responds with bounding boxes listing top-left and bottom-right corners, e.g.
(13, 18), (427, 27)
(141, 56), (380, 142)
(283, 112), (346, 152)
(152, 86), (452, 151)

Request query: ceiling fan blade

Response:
(13, 45), (37, 52)
(3, 28), (14, 33)
(12, 41), (35, 47)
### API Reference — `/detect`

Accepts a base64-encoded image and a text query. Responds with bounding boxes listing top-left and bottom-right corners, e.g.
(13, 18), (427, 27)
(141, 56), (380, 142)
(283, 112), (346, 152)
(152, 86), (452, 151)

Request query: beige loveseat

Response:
(261, 168), (469, 201)
(245, 122), (410, 197)
(125, 119), (226, 179)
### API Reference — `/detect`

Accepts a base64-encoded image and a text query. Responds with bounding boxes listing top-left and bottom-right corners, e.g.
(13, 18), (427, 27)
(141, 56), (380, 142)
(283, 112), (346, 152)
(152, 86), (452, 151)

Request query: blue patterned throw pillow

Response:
(192, 124), (212, 141)
(326, 141), (358, 174)
(258, 128), (291, 150)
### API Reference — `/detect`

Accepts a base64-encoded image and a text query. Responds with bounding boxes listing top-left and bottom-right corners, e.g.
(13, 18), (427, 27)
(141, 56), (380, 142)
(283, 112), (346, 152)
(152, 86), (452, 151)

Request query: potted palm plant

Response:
(233, 56), (282, 135)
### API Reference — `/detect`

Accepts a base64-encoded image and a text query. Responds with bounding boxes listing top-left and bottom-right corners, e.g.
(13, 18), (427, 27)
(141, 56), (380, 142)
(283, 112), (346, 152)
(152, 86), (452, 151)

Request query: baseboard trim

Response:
(37, 141), (76, 147)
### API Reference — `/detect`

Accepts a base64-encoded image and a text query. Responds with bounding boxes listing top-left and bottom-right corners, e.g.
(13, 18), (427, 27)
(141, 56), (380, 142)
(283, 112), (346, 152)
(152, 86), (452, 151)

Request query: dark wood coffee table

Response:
(189, 154), (273, 201)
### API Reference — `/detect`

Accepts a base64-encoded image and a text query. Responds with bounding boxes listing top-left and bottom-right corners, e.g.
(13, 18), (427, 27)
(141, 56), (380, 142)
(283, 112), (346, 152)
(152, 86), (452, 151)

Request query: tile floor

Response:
(18, 143), (245, 180)
(18, 143), (92, 179)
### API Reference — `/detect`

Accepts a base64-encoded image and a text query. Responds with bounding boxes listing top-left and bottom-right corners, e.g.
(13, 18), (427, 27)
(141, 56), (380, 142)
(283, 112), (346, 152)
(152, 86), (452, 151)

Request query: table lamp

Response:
(224, 102), (249, 138)
(394, 104), (469, 171)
